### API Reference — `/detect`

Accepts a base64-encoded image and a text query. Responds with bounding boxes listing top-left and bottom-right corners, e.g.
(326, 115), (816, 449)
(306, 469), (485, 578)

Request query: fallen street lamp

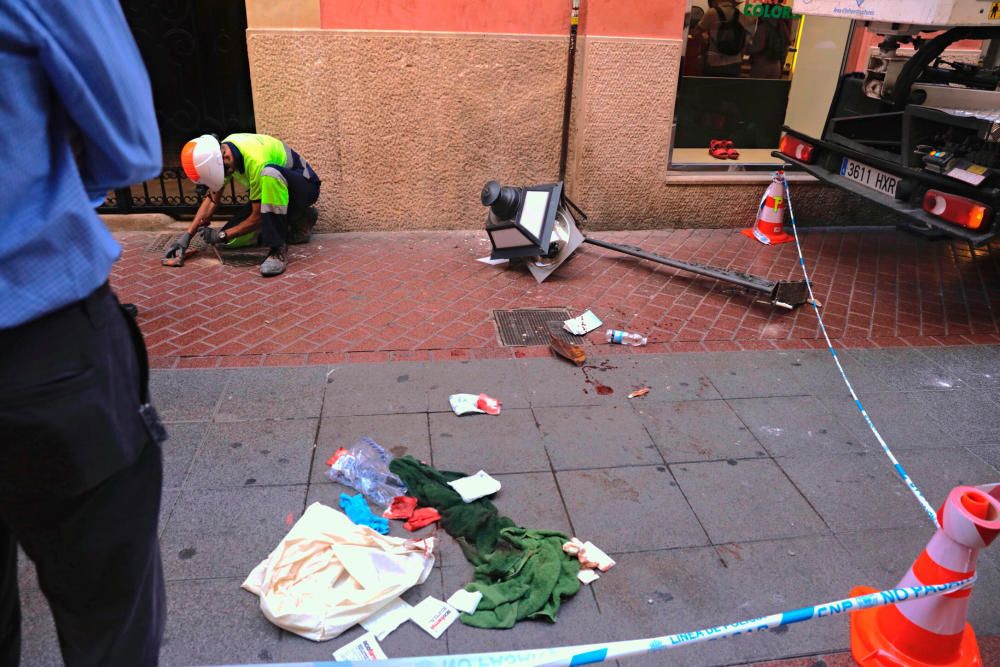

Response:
(480, 180), (809, 309)
(481, 180), (585, 283)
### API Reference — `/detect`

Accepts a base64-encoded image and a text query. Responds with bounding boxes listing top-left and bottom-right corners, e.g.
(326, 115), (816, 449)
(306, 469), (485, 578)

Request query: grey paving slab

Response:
(19, 587), (60, 667)
(518, 357), (614, 408)
(822, 391), (959, 451)
(313, 413), (430, 484)
(551, 354), (721, 404)
(215, 366), (328, 421)
(588, 546), (745, 666)
(534, 404), (662, 470)
(635, 399), (767, 463)
(557, 466), (709, 551)
(917, 344), (1000, 388)
(162, 421), (205, 488)
(430, 408), (549, 474)
(781, 348), (890, 397)
(708, 535), (864, 665)
(728, 395), (870, 458)
(836, 526), (1000, 634)
(671, 459), (828, 543)
(967, 444), (1000, 471)
(631, 353), (724, 402)
(916, 389), (1000, 445)
(845, 347), (964, 391)
(441, 566), (604, 655)
(322, 362), (435, 416)
(160, 578), (281, 667)
(693, 351), (809, 399)
(423, 359), (531, 410)
(776, 453), (932, 533)
(151, 369), (229, 422)
(160, 485), (306, 580)
(275, 569), (449, 662)
(882, 446), (1000, 510)
(184, 418), (317, 488)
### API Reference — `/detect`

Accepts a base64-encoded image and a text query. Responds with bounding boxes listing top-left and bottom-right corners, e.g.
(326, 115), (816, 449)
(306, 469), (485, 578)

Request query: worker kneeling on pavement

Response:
(170, 133), (321, 276)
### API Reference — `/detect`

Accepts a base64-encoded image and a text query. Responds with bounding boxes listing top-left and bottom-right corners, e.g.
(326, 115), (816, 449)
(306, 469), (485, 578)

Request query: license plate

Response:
(840, 158), (899, 197)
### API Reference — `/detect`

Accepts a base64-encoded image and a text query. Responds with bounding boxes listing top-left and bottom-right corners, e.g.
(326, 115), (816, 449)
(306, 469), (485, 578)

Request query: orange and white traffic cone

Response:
(849, 484), (1000, 666)
(742, 170), (794, 245)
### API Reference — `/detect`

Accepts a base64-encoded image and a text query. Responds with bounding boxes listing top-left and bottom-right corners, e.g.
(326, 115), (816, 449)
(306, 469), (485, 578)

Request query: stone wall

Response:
(247, 29), (565, 232)
(247, 26), (902, 232)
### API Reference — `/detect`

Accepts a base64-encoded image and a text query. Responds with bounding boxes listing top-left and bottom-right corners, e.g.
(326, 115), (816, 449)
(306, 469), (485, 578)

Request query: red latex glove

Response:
(383, 496), (418, 520)
(404, 507), (441, 531)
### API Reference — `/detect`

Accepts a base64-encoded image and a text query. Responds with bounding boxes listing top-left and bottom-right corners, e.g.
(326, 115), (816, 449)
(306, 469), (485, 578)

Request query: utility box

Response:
(791, 0), (1000, 27)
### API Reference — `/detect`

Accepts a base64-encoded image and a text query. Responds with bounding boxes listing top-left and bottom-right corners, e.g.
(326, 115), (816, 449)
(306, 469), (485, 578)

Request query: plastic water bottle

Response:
(606, 329), (648, 346)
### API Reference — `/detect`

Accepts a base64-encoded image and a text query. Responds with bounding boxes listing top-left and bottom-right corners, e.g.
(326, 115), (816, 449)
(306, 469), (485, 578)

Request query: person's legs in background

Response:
(259, 165), (320, 277)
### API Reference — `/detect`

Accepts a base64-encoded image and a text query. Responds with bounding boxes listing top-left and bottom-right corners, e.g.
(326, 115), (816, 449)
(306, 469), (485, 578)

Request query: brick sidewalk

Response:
(113, 228), (1000, 369)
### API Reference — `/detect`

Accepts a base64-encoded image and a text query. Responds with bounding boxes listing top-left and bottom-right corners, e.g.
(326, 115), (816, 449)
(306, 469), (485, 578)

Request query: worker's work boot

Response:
(287, 206), (318, 245)
(260, 246), (287, 277)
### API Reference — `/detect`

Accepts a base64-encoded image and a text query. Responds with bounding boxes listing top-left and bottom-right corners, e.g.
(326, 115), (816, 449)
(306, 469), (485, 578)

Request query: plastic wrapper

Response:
(325, 437), (408, 507)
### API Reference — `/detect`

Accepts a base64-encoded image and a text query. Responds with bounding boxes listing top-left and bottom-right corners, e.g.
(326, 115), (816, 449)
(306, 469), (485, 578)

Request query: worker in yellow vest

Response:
(170, 133), (321, 276)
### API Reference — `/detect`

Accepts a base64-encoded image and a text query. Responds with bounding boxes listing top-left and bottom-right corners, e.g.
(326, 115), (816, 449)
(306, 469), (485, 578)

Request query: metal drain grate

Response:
(215, 246), (271, 267)
(493, 308), (584, 347)
(144, 232), (206, 253)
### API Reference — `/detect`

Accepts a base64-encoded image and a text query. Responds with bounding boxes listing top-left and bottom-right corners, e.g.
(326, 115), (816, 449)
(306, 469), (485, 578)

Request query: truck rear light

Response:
(922, 190), (991, 231)
(778, 135), (815, 164)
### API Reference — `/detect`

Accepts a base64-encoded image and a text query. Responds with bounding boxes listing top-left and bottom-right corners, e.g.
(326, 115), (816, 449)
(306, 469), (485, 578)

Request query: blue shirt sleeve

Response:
(19, 0), (162, 206)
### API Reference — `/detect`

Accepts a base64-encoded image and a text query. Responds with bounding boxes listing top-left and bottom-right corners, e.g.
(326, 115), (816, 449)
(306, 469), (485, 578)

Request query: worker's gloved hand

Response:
(339, 493), (389, 534)
(199, 226), (225, 245)
(163, 232), (192, 259)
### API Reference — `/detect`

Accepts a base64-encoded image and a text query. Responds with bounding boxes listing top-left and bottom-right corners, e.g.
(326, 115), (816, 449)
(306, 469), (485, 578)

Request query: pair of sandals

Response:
(709, 139), (740, 160)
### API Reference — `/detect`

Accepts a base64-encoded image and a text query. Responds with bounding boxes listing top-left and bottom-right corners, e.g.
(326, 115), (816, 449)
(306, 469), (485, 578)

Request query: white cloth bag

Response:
(242, 502), (435, 641)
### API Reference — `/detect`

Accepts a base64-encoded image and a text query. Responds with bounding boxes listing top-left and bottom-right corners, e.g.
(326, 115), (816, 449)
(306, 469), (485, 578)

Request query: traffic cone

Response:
(741, 171), (794, 245)
(849, 484), (1000, 666)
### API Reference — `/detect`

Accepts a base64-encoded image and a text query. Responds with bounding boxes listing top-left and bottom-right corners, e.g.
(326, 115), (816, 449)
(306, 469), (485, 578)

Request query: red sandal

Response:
(709, 139), (730, 160)
(709, 139), (740, 160)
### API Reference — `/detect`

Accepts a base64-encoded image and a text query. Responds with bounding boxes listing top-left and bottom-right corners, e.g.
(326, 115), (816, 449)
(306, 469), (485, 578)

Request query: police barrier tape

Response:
(782, 177), (941, 528)
(209, 578), (975, 667)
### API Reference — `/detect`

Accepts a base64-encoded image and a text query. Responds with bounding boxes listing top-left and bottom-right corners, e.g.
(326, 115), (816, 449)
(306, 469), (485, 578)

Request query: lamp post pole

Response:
(558, 0), (580, 182)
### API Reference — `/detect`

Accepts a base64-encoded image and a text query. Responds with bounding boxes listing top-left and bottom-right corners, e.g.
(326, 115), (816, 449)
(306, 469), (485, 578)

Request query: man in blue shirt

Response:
(0, 1), (168, 664)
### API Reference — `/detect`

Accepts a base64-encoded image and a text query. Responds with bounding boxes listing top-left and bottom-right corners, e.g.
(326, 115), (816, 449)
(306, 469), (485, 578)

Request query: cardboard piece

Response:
(563, 310), (602, 335)
(447, 470), (502, 503)
(446, 589), (483, 614)
(332, 632), (387, 661)
(360, 598), (413, 641)
(410, 597), (459, 639)
(448, 393), (501, 416)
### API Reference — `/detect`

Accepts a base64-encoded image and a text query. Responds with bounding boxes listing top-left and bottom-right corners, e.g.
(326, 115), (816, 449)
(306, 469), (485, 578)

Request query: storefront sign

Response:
(743, 3), (800, 19)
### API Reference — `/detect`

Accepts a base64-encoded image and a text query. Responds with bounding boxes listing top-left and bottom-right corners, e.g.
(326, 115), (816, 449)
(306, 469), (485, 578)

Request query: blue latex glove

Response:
(339, 493), (389, 534)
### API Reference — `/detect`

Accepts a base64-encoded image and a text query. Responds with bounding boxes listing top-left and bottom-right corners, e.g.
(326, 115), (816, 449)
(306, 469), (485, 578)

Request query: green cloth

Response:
(389, 456), (580, 629)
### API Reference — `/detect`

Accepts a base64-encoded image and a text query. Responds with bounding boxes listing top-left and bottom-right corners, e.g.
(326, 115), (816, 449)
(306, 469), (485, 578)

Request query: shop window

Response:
(671, 0), (808, 169)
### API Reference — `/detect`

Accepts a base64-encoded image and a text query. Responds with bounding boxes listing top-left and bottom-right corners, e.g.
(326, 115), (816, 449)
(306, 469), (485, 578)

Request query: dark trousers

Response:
(261, 164), (320, 249)
(224, 166), (320, 249)
(0, 286), (165, 666)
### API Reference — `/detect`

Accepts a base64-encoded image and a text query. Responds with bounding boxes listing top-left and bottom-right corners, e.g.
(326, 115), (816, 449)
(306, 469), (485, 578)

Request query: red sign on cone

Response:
(742, 171), (794, 245)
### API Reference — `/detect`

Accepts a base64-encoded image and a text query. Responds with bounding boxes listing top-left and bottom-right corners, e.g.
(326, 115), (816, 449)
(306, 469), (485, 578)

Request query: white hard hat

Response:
(180, 134), (225, 191)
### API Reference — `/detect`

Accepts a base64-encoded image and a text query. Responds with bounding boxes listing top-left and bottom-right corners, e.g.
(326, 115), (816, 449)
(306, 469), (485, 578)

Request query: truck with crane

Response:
(774, 0), (1000, 244)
